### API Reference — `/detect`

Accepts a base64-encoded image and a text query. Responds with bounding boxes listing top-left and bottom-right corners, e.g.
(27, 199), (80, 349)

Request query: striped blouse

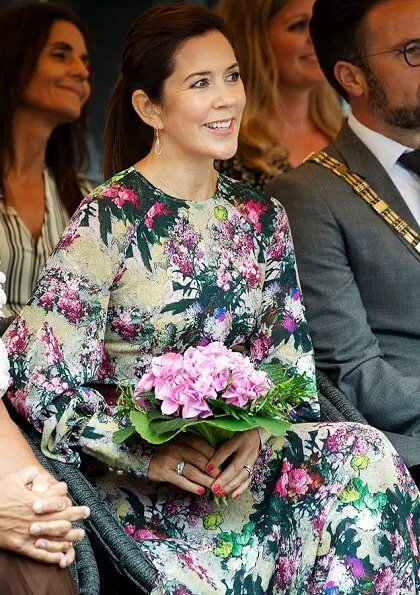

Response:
(0, 169), (84, 317)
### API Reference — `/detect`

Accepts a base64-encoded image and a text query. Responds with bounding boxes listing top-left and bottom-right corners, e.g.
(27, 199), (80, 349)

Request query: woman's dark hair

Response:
(0, 2), (90, 215)
(310, 0), (387, 99)
(103, 3), (233, 179)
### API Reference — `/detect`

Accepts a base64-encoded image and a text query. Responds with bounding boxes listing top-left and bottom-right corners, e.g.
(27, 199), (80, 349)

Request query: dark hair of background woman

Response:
(103, 3), (234, 180)
(0, 2), (90, 216)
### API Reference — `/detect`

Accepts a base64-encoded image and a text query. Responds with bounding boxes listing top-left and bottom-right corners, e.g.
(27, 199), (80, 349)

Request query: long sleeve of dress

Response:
(5, 193), (154, 476)
(248, 199), (319, 446)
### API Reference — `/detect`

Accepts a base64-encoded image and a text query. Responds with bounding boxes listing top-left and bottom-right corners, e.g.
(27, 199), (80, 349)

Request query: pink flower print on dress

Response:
(239, 261), (261, 288)
(267, 231), (286, 261)
(274, 463), (313, 498)
(41, 322), (64, 365)
(6, 317), (28, 355)
(345, 557), (365, 579)
(216, 266), (233, 291)
(373, 567), (398, 594)
(250, 331), (272, 363)
(282, 315), (297, 333)
(102, 184), (138, 207)
(287, 468), (313, 496)
(144, 201), (172, 228)
(238, 199), (270, 233)
(273, 473), (289, 498)
(274, 556), (296, 590)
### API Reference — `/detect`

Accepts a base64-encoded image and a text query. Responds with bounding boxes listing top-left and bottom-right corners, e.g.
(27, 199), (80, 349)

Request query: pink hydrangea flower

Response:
(134, 341), (272, 419)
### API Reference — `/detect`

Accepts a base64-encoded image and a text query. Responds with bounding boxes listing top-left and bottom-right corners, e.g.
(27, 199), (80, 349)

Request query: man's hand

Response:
(0, 466), (90, 567)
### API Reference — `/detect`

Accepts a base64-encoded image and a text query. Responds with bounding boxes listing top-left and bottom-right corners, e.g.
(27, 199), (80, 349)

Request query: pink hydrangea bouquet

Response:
(113, 342), (314, 448)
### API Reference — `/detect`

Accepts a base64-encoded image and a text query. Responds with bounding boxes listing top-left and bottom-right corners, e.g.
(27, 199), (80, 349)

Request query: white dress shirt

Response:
(348, 112), (420, 226)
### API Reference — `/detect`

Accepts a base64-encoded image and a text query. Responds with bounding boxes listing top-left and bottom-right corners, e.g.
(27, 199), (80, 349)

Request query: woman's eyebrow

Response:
(183, 63), (239, 84)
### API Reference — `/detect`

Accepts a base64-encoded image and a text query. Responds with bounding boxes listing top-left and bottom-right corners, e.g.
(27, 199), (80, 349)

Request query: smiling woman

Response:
(215, 0), (343, 188)
(0, 2), (91, 316)
(5, 3), (420, 594)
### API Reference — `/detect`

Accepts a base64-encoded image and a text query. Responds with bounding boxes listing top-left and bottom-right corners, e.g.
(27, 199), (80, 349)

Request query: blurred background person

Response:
(0, 270), (88, 594)
(215, 0), (343, 188)
(0, 2), (91, 317)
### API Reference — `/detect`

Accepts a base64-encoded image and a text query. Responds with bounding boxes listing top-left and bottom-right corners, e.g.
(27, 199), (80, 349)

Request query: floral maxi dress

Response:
(5, 169), (420, 594)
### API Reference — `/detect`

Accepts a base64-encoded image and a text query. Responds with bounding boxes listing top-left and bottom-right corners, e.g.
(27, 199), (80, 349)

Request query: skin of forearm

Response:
(0, 400), (44, 477)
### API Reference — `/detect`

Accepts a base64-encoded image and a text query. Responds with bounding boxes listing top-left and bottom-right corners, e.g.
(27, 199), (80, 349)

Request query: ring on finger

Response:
(176, 460), (185, 476)
(243, 464), (253, 477)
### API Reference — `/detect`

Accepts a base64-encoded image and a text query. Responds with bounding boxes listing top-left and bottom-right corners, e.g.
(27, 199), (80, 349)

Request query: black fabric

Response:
(409, 464), (420, 488)
(398, 150), (420, 177)
(316, 369), (369, 425)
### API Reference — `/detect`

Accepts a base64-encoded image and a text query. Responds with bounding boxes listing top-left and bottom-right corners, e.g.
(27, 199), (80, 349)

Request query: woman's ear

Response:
(334, 60), (366, 99)
(132, 90), (163, 129)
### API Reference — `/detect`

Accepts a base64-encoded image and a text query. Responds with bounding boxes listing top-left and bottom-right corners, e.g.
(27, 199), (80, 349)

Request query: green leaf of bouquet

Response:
(253, 416), (291, 437)
(129, 410), (170, 444)
(128, 405), (292, 445)
(112, 426), (136, 444)
(259, 362), (289, 385)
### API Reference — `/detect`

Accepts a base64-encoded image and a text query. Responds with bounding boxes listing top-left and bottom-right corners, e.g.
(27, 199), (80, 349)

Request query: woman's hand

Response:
(206, 429), (260, 500)
(0, 466), (89, 567)
(148, 434), (220, 494)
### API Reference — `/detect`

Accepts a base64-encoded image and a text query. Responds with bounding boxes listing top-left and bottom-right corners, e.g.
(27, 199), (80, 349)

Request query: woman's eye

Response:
(191, 79), (209, 89)
(226, 71), (240, 83)
(288, 19), (308, 32)
(51, 52), (67, 60)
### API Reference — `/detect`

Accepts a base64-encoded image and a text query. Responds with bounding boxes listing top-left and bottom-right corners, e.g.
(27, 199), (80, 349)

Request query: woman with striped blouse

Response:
(0, 3), (91, 317)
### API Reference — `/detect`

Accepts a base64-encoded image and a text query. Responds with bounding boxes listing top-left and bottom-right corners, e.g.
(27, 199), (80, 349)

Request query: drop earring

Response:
(154, 129), (162, 155)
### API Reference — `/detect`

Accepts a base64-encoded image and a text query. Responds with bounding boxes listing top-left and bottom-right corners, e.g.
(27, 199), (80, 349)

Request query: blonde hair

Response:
(216, 0), (343, 175)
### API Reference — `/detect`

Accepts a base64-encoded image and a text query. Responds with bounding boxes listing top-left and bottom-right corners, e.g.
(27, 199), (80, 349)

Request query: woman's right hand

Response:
(0, 466), (90, 567)
(148, 434), (220, 494)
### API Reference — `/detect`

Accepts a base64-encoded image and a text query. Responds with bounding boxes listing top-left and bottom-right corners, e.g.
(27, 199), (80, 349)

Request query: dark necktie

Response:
(398, 149), (420, 177)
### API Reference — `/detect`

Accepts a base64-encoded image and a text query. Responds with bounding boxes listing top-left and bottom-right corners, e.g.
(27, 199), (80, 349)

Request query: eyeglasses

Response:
(349, 39), (420, 67)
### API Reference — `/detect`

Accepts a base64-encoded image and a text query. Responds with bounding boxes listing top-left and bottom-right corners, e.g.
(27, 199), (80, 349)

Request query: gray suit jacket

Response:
(266, 123), (420, 467)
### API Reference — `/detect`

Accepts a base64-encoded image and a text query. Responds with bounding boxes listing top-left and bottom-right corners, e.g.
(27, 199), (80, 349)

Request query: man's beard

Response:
(363, 63), (420, 129)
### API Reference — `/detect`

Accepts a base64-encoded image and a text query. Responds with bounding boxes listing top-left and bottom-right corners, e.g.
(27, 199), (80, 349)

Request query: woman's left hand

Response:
(205, 429), (260, 500)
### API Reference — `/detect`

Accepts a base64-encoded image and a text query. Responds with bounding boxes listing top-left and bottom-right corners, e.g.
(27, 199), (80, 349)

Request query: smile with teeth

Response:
(205, 119), (232, 130)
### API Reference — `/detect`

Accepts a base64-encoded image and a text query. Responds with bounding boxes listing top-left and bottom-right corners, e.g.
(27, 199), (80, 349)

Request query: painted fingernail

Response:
(217, 489), (225, 497)
(232, 494), (239, 500)
(197, 487), (205, 495)
(31, 524), (41, 535)
(35, 539), (47, 549)
(212, 484), (221, 493)
(215, 470), (221, 478)
(207, 464), (214, 472)
(33, 501), (43, 513)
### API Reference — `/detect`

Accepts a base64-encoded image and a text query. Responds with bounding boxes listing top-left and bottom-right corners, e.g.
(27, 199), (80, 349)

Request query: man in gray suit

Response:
(266, 0), (420, 474)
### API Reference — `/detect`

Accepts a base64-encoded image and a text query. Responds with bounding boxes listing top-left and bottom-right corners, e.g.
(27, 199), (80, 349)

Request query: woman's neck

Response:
(270, 87), (330, 167)
(276, 88), (313, 131)
(6, 109), (54, 180)
(136, 152), (218, 202)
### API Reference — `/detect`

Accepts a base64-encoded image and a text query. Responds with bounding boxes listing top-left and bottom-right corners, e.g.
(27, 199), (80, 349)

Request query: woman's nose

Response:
(70, 57), (90, 81)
